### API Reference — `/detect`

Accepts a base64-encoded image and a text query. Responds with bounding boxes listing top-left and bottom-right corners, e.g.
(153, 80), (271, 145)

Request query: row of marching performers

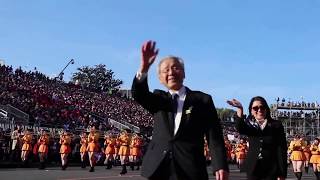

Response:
(19, 126), (144, 175)
(288, 135), (320, 180)
(204, 136), (249, 169)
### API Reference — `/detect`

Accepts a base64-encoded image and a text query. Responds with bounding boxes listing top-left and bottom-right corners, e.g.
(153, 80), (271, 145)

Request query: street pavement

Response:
(0, 164), (315, 180)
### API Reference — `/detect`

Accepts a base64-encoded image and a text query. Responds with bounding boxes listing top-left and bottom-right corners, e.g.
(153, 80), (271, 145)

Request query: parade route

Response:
(0, 165), (315, 180)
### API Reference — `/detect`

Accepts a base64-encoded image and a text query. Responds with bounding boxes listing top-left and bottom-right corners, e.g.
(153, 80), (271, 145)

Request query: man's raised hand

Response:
(140, 40), (159, 73)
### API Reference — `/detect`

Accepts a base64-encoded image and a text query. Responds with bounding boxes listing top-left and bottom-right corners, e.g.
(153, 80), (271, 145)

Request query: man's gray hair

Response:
(157, 56), (185, 74)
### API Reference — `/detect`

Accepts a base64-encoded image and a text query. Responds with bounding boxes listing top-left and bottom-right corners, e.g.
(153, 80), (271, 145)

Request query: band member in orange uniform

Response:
(224, 137), (233, 163)
(235, 138), (248, 171)
(309, 138), (320, 180)
(118, 130), (130, 175)
(230, 144), (236, 164)
(59, 131), (72, 170)
(80, 131), (88, 168)
(114, 136), (121, 161)
(21, 129), (33, 167)
(204, 137), (211, 165)
(87, 126), (100, 172)
(289, 135), (306, 180)
(104, 133), (116, 169)
(303, 139), (311, 173)
(129, 133), (143, 171)
(38, 129), (50, 169)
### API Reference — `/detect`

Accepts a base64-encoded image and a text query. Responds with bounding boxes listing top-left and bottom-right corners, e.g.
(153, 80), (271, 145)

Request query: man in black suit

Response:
(132, 40), (229, 180)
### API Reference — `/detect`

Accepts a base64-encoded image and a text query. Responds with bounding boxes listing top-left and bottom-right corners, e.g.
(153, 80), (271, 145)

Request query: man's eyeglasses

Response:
(251, 106), (265, 112)
(160, 66), (182, 74)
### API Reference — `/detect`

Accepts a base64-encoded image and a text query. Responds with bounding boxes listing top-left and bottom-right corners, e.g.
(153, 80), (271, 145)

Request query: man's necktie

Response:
(170, 94), (179, 134)
(172, 94), (179, 116)
(172, 94), (179, 115)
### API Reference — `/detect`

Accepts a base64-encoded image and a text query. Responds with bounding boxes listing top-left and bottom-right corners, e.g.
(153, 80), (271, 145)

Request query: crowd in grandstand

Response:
(275, 97), (320, 109)
(274, 110), (319, 119)
(0, 64), (153, 132)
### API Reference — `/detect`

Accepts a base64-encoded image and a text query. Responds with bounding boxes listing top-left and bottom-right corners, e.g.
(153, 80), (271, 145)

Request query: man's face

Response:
(158, 58), (185, 91)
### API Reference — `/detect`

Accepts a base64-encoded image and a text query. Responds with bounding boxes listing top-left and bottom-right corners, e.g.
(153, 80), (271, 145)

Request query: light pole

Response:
(56, 59), (75, 81)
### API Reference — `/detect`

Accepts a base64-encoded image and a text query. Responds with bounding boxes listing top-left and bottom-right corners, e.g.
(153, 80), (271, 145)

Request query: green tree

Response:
(71, 64), (123, 93)
(216, 108), (236, 121)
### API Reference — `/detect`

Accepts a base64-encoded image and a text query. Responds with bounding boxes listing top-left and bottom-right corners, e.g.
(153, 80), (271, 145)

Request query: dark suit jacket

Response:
(235, 116), (287, 178)
(132, 77), (228, 180)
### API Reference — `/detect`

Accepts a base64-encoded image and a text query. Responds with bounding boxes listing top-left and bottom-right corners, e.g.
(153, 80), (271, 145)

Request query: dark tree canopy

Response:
(71, 64), (123, 93)
(216, 108), (236, 121)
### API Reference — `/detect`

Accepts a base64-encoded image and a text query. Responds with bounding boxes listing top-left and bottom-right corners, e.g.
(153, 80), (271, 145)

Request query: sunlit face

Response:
(158, 58), (185, 91)
(251, 100), (267, 121)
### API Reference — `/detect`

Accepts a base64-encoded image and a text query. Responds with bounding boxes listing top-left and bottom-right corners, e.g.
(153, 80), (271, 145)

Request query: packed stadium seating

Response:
(0, 64), (153, 133)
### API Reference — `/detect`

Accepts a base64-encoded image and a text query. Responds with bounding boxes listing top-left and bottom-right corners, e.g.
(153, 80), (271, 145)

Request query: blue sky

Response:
(1, 0), (320, 109)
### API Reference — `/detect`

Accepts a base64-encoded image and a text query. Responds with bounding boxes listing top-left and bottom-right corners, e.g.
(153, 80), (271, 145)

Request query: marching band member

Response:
(104, 133), (116, 169)
(309, 138), (320, 180)
(235, 138), (248, 171)
(303, 139), (311, 173)
(11, 127), (20, 151)
(21, 129), (33, 167)
(114, 136), (121, 161)
(224, 137), (233, 163)
(86, 126), (100, 172)
(129, 133), (143, 171)
(204, 137), (211, 165)
(230, 144), (237, 164)
(38, 129), (50, 169)
(59, 131), (71, 170)
(289, 135), (306, 180)
(79, 131), (88, 168)
(118, 129), (130, 175)
(11, 127), (20, 161)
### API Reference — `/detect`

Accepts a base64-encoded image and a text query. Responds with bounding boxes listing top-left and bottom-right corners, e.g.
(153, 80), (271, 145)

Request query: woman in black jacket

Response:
(227, 96), (287, 180)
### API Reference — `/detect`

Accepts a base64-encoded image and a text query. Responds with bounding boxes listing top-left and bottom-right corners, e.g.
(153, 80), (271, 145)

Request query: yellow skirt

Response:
(236, 152), (246, 159)
(118, 145), (130, 156)
(38, 144), (48, 153)
(105, 146), (115, 155)
(310, 155), (320, 164)
(60, 144), (71, 154)
(87, 142), (99, 152)
(22, 143), (32, 151)
(80, 145), (87, 153)
(290, 151), (306, 161)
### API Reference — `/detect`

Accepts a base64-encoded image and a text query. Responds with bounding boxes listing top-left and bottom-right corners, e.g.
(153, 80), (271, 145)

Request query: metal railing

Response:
(108, 118), (140, 133)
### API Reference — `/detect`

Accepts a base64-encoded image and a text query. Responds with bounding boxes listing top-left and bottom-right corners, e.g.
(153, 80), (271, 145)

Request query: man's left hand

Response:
(215, 169), (229, 180)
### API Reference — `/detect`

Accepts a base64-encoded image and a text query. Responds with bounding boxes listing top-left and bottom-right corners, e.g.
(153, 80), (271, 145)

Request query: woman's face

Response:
(251, 100), (267, 121)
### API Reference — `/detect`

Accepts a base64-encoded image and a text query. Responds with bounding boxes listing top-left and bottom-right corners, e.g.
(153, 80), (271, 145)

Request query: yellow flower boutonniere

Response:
(186, 106), (193, 114)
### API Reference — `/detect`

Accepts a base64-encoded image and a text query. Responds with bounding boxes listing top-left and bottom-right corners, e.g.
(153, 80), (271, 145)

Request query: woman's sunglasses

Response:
(251, 106), (265, 112)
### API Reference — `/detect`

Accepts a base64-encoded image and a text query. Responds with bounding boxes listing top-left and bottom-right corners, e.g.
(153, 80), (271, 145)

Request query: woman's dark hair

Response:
(248, 96), (272, 120)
